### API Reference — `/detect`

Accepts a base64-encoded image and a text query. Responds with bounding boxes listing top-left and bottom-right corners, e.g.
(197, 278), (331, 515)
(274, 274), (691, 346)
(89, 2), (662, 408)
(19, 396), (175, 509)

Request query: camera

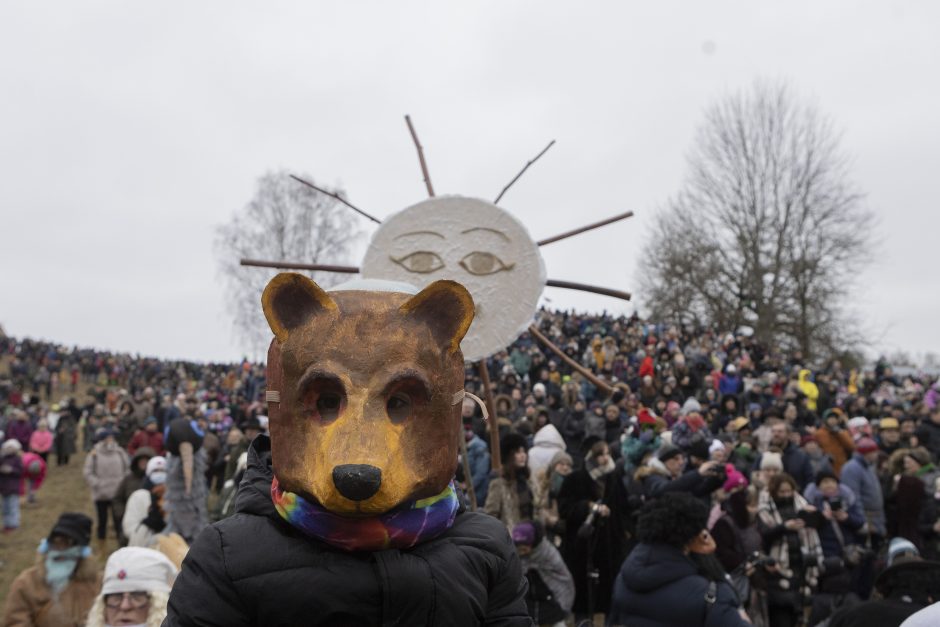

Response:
(747, 551), (776, 568)
(828, 497), (843, 511)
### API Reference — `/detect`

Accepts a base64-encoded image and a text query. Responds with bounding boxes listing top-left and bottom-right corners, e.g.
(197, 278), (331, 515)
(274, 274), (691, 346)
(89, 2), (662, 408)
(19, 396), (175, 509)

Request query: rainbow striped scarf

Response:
(271, 476), (459, 552)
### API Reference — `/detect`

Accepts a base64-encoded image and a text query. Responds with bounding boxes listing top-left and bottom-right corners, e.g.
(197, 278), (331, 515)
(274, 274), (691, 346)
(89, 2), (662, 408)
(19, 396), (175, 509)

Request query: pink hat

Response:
(723, 464), (748, 492)
(856, 437), (879, 454)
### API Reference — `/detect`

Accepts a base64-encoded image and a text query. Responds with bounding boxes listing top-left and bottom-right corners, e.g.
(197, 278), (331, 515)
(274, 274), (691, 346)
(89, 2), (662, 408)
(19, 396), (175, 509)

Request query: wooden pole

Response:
(527, 324), (614, 397)
(240, 259), (359, 274)
(477, 360), (501, 472)
(405, 115), (435, 197)
(494, 139), (556, 205)
(458, 430), (478, 510)
(537, 210), (634, 246)
(288, 174), (382, 224)
(546, 279), (631, 302)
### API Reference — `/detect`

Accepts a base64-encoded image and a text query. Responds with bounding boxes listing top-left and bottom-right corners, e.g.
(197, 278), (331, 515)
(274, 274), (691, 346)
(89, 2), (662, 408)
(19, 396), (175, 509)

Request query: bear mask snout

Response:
(332, 464), (382, 502)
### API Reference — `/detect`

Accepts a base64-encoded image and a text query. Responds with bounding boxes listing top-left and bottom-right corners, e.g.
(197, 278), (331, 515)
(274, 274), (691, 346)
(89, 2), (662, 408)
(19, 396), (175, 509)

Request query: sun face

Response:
(361, 196), (546, 361)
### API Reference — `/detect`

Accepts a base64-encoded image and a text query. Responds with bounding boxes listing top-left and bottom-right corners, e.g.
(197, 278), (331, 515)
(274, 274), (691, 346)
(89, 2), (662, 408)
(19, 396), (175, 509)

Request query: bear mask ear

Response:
(399, 280), (475, 354)
(262, 273), (337, 342)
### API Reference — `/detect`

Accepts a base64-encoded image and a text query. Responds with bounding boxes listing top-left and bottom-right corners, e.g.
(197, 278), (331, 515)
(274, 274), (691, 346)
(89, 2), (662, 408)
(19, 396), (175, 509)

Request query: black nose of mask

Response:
(332, 464), (382, 502)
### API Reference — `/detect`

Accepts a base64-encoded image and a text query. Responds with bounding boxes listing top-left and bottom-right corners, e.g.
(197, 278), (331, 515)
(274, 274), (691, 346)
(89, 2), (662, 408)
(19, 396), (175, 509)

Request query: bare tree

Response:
(215, 170), (361, 355)
(639, 81), (873, 359)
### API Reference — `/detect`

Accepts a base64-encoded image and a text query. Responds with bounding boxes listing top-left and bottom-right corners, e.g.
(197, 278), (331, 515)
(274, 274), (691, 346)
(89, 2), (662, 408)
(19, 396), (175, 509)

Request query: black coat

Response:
(608, 543), (749, 627)
(164, 436), (532, 627)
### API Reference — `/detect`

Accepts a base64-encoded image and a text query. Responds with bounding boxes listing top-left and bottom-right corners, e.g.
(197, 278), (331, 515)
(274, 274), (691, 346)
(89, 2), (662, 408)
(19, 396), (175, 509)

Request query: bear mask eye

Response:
(387, 393), (412, 424)
(300, 376), (346, 423)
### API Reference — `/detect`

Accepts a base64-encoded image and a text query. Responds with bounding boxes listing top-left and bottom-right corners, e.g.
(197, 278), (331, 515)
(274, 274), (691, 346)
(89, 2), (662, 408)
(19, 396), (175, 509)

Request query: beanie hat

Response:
(532, 383), (546, 396)
(658, 443), (683, 464)
(101, 547), (178, 595)
(511, 521), (536, 546)
(48, 512), (92, 546)
(856, 437), (879, 454)
(687, 438), (711, 461)
(887, 537), (920, 567)
(723, 465), (748, 492)
(760, 451), (784, 471)
(709, 439), (726, 456)
(816, 469), (838, 485)
(800, 433), (817, 447)
(848, 416), (870, 430)
(880, 417), (900, 430)
(146, 456), (167, 485)
(144, 416), (158, 426)
(1, 439), (22, 455)
(637, 408), (657, 426)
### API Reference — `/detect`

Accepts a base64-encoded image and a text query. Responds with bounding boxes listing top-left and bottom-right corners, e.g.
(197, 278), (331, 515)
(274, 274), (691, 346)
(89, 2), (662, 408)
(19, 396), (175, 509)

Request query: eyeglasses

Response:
(104, 591), (150, 609)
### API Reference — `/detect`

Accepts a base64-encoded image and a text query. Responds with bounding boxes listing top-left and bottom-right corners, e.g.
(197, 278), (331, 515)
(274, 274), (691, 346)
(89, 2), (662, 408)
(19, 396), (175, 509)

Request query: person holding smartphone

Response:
(757, 473), (824, 627)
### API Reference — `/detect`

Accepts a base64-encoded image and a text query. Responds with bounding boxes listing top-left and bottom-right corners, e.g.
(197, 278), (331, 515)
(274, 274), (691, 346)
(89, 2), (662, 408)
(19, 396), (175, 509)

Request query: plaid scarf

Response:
(757, 489), (823, 598)
(271, 476), (459, 552)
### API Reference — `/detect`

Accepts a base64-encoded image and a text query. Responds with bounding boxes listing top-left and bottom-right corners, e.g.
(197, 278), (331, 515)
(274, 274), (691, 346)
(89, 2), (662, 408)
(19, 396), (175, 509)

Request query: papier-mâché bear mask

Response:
(262, 272), (474, 517)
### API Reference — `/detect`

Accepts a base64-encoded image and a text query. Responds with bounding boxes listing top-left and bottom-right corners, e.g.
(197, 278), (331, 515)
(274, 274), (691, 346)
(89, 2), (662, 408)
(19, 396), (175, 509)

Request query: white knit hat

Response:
(760, 451), (784, 471)
(102, 547), (178, 595)
(1, 439), (22, 455)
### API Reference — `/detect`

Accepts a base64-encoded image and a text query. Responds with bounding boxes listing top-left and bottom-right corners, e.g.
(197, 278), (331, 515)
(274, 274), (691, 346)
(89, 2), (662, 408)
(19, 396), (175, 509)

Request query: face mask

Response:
(149, 471), (167, 485)
(774, 496), (795, 509)
(550, 472), (566, 493)
(44, 548), (82, 592)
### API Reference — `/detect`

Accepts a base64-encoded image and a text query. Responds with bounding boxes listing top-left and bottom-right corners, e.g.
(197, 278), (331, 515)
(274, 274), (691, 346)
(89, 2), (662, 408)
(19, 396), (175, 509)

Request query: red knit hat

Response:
(637, 408), (657, 426)
(856, 437), (878, 454)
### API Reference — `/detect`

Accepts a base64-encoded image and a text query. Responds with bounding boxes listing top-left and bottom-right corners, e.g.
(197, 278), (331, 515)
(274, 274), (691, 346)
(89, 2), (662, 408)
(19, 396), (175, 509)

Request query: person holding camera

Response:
(804, 470), (866, 560)
(757, 473), (824, 627)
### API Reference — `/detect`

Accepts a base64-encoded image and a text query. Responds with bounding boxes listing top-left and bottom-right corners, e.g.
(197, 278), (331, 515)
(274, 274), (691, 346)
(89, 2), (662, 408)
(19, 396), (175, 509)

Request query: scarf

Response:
(587, 455), (615, 481)
(271, 476), (459, 552)
(757, 489), (822, 598)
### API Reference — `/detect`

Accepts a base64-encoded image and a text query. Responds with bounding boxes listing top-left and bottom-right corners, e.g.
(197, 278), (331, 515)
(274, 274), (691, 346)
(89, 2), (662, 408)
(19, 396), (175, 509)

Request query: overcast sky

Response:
(2, 1), (937, 364)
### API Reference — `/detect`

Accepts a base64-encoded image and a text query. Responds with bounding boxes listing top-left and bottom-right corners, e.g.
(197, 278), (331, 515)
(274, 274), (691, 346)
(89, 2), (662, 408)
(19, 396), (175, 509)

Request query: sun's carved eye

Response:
(391, 251), (444, 273)
(459, 251), (514, 276)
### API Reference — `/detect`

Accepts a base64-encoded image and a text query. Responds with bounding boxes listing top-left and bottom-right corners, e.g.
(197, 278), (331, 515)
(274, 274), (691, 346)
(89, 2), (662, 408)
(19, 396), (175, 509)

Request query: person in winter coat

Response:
(557, 439), (631, 621)
(464, 428), (491, 507)
(54, 406), (78, 465)
(636, 443), (723, 500)
(803, 470), (865, 560)
(753, 422), (814, 489)
(533, 451), (572, 548)
(127, 417), (165, 456)
(915, 407), (940, 461)
(111, 446), (156, 543)
(83, 428), (131, 541)
(5, 409), (33, 451)
(485, 432), (537, 531)
(797, 369), (819, 412)
(512, 521), (574, 626)
(1, 438), (24, 532)
(123, 456), (170, 548)
(20, 450), (47, 504)
(528, 424), (566, 479)
(84, 546), (178, 627)
(816, 408), (856, 475)
(2, 513), (99, 627)
(28, 419), (54, 462)
(756, 473), (824, 627)
(608, 492), (750, 627)
(165, 435), (529, 626)
(840, 438), (887, 538)
(828, 541), (940, 627)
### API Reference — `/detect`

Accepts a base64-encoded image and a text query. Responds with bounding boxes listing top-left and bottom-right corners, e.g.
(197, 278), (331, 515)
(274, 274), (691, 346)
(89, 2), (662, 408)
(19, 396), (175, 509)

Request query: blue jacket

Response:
(840, 453), (886, 536)
(803, 482), (865, 557)
(466, 435), (491, 506)
(608, 543), (749, 627)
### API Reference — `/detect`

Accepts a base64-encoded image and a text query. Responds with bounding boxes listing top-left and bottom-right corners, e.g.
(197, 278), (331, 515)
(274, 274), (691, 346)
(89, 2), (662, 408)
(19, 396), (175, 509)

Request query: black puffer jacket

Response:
(607, 543), (749, 627)
(164, 435), (531, 627)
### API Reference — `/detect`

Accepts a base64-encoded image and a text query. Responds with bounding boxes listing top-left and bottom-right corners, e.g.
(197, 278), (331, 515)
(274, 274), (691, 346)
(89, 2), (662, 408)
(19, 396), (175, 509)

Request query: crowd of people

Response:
(2, 308), (940, 626)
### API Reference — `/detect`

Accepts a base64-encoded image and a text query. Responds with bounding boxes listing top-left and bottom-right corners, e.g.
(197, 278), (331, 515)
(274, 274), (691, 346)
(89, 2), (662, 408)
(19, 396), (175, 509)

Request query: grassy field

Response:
(0, 357), (119, 611)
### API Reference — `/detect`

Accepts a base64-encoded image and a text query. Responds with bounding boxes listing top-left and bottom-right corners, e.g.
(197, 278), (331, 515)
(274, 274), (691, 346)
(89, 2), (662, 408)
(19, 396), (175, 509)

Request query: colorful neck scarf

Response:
(271, 477), (459, 552)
